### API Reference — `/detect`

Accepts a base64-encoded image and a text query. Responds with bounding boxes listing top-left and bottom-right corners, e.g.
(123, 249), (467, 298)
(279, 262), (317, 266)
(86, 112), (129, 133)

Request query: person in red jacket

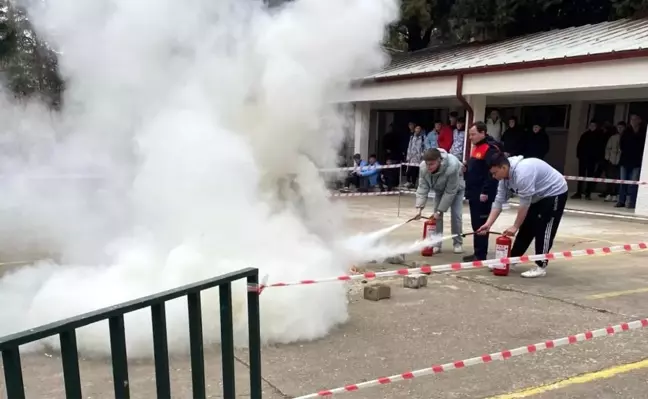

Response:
(436, 120), (453, 152)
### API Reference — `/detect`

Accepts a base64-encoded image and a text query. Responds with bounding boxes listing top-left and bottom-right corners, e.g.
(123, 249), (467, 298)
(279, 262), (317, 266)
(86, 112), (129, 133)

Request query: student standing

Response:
(463, 121), (503, 261)
(477, 153), (568, 278)
(414, 149), (465, 254)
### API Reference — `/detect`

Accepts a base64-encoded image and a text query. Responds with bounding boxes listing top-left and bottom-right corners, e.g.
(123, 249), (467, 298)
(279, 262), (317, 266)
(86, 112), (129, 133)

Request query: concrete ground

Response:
(3, 195), (648, 398)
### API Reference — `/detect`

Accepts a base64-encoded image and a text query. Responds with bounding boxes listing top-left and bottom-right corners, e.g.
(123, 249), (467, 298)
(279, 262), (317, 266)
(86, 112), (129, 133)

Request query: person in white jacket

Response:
(486, 109), (506, 142)
(603, 122), (624, 202)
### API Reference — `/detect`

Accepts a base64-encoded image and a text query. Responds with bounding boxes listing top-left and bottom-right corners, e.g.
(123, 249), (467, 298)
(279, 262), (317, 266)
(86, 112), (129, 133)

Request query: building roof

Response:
(365, 18), (648, 81)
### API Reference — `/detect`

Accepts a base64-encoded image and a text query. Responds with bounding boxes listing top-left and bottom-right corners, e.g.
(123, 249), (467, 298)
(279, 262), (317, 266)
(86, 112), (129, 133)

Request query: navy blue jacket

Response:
(465, 135), (503, 200)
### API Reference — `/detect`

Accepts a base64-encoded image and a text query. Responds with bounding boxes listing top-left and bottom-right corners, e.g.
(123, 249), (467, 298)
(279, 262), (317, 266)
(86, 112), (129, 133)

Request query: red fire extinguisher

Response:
(493, 235), (512, 276)
(421, 218), (437, 257)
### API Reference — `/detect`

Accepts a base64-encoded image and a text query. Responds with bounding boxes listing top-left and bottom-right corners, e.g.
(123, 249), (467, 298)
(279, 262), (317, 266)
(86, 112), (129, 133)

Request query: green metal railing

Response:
(0, 267), (262, 398)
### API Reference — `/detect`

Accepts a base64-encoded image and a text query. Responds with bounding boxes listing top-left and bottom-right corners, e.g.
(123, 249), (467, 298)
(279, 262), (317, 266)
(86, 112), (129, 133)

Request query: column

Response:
(564, 102), (587, 192)
(462, 95), (487, 161)
(634, 132), (648, 216)
(466, 95), (487, 124)
(353, 102), (370, 159)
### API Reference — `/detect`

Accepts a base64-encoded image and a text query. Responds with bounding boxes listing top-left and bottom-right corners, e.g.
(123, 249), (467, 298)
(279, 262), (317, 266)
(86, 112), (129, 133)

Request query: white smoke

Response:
(0, 0), (399, 357)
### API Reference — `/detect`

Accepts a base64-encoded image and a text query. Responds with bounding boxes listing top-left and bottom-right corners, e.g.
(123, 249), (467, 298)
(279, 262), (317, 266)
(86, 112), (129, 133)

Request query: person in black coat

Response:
(572, 121), (606, 200)
(616, 114), (647, 209)
(524, 123), (550, 160)
(462, 121), (504, 262)
(501, 116), (528, 156)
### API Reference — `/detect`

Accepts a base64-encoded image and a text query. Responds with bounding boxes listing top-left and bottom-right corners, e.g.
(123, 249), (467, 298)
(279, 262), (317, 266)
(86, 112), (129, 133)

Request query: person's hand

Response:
(479, 194), (488, 202)
(431, 211), (441, 220)
(503, 226), (518, 237)
(476, 223), (492, 235)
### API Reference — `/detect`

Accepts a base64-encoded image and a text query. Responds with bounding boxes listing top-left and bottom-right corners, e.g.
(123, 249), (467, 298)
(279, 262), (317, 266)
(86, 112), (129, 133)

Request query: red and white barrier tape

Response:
(319, 163), (648, 185)
(262, 243), (648, 288)
(295, 318), (648, 398)
(563, 175), (648, 185)
(507, 202), (648, 221)
(320, 164), (402, 173)
(329, 190), (402, 198)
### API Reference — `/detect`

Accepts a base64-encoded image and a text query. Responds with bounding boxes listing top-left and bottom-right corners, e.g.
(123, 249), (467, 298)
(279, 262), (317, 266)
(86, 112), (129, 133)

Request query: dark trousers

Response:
(604, 163), (620, 196)
(511, 192), (568, 268)
(382, 169), (399, 191)
(468, 196), (493, 260)
(344, 173), (360, 188)
(405, 165), (419, 186)
(576, 160), (597, 195)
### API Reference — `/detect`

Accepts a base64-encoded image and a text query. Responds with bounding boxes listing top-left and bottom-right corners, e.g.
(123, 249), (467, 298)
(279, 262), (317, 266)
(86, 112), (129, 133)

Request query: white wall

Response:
(463, 58), (648, 96)
(635, 125), (648, 216)
(342, 58), (648, 104)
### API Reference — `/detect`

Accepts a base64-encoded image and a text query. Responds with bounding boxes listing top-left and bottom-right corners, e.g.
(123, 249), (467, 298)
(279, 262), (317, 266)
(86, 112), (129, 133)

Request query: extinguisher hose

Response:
(405, 217), (503, 237)
(461, 231), (503, 238)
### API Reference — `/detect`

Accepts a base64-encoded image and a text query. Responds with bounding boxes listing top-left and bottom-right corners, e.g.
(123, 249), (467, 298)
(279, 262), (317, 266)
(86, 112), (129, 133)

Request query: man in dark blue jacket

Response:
(463, 121), (503, 261)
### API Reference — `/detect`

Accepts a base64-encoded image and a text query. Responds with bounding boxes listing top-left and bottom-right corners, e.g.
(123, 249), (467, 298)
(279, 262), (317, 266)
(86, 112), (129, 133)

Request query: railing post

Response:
(59, 330), (82, 398)
(247, 272), (262, 398)
(109, 315), (130, 398)
(151, 303), (171, 397)
(2, 348), (26, 399)
(188, 292), (206, 398)
(220, 283), (236, 398)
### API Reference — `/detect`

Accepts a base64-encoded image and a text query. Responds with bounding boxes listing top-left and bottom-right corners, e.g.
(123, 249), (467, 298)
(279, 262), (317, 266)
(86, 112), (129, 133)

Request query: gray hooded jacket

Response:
(415, 149), (465, 212)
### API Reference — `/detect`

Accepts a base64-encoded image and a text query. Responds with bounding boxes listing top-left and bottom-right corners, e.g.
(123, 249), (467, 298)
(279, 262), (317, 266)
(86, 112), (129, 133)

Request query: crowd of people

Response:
(572, 114), (646, 209)
(336, 110), (647, 279)
(339, 109), (553, 193)
(414, 121), (568, 279)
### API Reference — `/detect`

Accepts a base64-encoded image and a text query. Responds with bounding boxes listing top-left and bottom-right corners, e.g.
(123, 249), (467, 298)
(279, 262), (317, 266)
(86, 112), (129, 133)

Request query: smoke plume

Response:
(0, 0), (398, 357)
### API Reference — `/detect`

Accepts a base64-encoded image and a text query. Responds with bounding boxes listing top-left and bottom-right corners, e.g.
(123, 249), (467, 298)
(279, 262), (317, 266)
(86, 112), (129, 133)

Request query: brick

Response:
(385, 254), (405, 264)
(412, 261), (432, 275)
(363, 285), (391, 301)
(403, 274), (428, 289)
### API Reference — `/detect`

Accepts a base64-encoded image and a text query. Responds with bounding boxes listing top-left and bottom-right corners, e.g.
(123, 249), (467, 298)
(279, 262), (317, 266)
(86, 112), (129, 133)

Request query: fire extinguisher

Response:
(421, 218), (437, 257)
(493, 235), (512, 276)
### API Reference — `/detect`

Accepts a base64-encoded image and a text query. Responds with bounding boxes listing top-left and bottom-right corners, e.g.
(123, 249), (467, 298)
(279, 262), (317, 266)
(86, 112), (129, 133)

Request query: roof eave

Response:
(359, 48), (648, 85)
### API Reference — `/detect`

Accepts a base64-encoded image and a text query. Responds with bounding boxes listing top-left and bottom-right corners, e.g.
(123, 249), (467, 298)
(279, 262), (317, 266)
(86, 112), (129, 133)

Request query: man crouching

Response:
(414, 149), (465, 254)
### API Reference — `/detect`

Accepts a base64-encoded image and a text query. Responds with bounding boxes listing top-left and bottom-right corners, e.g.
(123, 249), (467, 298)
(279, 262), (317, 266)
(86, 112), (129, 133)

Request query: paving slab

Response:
(528, 366), (648, 399)
(2, 195), (648, 398)
(0, 347), (284, 399)
(256, 274), (648, 399)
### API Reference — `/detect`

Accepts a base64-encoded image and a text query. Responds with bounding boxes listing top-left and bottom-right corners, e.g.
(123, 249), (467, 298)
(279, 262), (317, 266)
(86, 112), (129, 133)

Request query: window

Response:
(520, 105), (570, 129)
(588, 103), (616, 125)
(485, 107), (516, 121)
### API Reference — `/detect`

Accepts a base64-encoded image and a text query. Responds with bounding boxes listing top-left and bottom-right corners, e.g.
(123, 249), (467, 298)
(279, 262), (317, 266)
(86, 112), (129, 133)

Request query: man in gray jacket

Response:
(477, 153), (568, 278)
(414, 149), (465, 254)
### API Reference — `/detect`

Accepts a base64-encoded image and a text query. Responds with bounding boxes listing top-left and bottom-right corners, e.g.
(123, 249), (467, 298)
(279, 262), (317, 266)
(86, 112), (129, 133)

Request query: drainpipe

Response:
(456, 74), (473, 162)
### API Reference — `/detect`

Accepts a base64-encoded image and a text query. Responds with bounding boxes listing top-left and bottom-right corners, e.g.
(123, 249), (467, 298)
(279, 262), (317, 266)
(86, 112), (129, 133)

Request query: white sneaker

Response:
(453, 245), (464, 254)
(604, 195), (613, 202)
(521, 266), (547, 278)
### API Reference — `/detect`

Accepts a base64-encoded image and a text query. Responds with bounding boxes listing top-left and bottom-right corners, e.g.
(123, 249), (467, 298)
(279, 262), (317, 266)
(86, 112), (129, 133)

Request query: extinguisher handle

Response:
(461, 231), (503, 238)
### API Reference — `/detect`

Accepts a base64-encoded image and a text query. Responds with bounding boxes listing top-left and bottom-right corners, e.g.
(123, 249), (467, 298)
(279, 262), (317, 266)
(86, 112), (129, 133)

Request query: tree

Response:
(392, 0), (648, 52)
(0, 1), (63, 107)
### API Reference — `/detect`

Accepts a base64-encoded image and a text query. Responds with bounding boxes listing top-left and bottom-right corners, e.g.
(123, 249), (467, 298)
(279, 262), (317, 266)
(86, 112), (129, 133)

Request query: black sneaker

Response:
(614, 203), (625, 208)
(584, 194), (591, 200)
(462, 254), (485, 262)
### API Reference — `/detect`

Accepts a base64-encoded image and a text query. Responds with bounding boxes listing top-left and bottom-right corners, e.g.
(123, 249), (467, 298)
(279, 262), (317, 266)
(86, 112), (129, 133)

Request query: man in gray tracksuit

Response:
(477, 153), (568, 278)
(414, 148), (465, 254)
